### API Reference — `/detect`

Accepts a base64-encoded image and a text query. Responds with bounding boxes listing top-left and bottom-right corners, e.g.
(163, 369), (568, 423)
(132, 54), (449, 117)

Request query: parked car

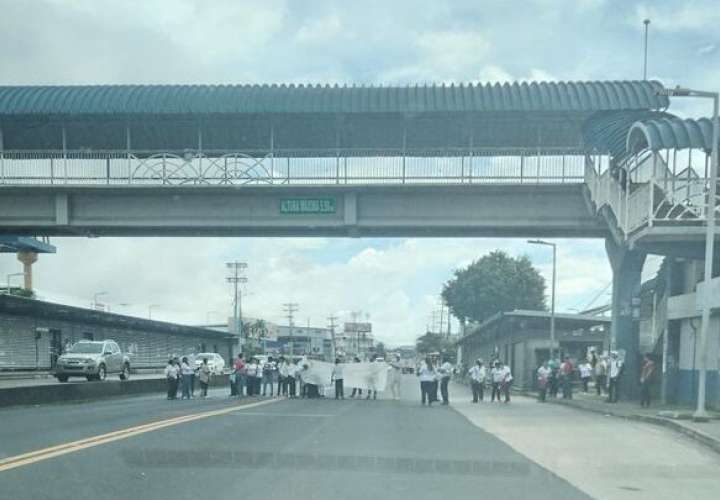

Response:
(194, 353), (226, 375)
(55, 340), (130, 382)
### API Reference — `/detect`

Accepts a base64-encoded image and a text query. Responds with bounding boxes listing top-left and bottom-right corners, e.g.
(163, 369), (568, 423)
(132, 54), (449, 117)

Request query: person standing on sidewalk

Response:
(499, 361), (513, 403)
(537, 361), (551, 402)
(579, 359), (592, 393)
(468, 359), (486, 403)
(640, 353), (656, 408)
(560, 356), (574, 399)
(180, 356), (194, 399)
(438, 356), (453, 405)
(165, 358), (179, 400)
(198, 357), (211, 398)
(548, 357), (560, 398)
(332, 358), (345, 399)
(606, 352), (623, 403)
(490, 360), (504, 402)
(417, 356), (436, 406)
(594, 355), (607, 396)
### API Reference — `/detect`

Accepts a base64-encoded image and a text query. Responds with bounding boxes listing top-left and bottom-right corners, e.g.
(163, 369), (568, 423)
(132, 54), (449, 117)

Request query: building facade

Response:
(0, 295), (236, 370)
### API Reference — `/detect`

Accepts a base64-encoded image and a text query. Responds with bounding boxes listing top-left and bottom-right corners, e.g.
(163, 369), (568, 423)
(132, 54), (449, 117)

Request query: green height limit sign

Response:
(280, 198), (336, 214)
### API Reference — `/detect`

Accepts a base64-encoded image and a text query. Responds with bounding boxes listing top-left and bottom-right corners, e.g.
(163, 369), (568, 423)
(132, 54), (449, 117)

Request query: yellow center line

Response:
(0, 398), (280, 473)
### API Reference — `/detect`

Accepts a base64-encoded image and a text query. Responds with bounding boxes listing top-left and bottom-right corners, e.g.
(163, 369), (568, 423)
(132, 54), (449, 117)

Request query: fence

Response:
(0, 148), (586, 186)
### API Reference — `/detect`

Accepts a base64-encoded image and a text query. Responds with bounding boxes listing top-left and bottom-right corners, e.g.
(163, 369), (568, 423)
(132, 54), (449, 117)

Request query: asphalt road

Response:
(0, 377), (589, 500)
(1, 377), (719, 500)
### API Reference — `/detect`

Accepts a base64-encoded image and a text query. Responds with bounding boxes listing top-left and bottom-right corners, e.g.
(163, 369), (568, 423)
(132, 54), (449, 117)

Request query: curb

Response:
(514, 388), (720, 456)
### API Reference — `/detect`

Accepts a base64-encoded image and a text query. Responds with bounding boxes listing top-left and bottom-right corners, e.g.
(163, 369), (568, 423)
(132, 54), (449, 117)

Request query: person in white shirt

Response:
(537, 361), (551, 402)
(578, 360), (592, 393)
(180, 356), (195, 400)
(388, 354), (403, 400)
(468, 359), (487, 403)
(417, 357), (437, 406)
(499, 362), (513, 403)
(438, 357), (454, 405)
(277, 357), (289, 397)
(606, 352), (623, 403)
(286, 359), (298, 398)
(164, 359), (179, 400)
(245, 358), (259, 396)
(490, 361), (504, 402)
(332, 358), (344, 400)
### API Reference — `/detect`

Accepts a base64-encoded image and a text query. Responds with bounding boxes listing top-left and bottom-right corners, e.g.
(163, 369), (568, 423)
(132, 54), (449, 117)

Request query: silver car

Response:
(55, 340), (131, 382)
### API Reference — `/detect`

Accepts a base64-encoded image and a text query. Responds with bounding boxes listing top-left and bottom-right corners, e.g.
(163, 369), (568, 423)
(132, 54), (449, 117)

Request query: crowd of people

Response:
(417, 356), (513, 406)
(163, 355), (212, 400)
(534, 350), (656, 406)
(164, 352), (406, 401)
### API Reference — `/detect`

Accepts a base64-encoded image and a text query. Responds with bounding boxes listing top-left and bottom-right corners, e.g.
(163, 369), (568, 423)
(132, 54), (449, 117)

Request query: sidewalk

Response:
(524, 388), (720, 455)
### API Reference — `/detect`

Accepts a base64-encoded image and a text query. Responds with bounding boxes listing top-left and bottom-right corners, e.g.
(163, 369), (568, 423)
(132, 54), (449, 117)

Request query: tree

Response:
(374, 342), (386, 358)
(415, 332), (454, 356)
(442, 250), (546, 325)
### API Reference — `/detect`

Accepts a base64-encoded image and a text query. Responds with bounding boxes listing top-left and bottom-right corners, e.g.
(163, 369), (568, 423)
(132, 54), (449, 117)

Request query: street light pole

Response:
(656, 86), (718, 421)
(148, 304), (159, 319)
(528, 240), (557, 361)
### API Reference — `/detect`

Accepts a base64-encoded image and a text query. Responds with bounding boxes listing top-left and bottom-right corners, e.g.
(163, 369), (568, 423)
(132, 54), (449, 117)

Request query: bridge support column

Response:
(606, 239), (646, 400)
(17, 250), (38, 290)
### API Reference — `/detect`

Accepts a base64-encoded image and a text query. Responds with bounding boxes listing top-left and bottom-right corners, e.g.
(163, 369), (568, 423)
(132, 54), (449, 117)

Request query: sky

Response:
(0, 0), (717, 345)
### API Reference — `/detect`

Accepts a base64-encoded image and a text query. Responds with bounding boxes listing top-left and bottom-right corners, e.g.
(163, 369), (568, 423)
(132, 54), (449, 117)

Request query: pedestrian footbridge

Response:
(0, 80), (717, 398)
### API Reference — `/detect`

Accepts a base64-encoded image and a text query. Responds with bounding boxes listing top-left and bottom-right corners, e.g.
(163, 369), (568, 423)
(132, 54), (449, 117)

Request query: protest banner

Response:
(343, 362), (388, 392)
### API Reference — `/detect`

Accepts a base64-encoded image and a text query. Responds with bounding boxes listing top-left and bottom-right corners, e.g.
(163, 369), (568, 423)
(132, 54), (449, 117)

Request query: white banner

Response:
(300, 359), (334, 386)
(343, 362), (388, 392)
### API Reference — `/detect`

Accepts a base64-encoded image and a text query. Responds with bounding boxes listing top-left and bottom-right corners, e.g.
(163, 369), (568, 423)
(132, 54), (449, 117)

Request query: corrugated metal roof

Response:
(0, 81), (669, 116)
(627, 116), (718, 152)
(582, 110), (675, 159)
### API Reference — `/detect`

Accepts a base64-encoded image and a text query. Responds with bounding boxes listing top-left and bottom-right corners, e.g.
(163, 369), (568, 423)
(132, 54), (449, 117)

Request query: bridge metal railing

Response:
(584, 151), (720, 238)
(0, 148), (587, 186)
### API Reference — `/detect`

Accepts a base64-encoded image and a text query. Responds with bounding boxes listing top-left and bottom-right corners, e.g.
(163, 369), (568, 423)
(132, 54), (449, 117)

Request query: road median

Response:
(0, 374), (229, 408)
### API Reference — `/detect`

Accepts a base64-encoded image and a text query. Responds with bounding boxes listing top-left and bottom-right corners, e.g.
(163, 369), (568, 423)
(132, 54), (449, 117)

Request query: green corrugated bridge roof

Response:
(0, 80), (668, 116)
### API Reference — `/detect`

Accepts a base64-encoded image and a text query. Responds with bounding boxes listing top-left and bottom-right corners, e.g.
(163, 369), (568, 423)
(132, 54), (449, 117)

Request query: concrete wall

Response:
(0, 184), (607, 238)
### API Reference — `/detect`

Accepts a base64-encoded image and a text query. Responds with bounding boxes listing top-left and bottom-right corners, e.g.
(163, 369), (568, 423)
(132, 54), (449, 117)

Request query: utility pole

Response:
(328, 315), (339, 360)
(226, 262), (248, 349)
(438, 302), (445, 338)
(447, 305), (452, 338)
(283, 303), (299, 357)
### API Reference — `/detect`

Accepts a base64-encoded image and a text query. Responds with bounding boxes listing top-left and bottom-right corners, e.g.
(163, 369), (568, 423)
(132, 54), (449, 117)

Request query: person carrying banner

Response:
(365, 355), (382, 400)
(349, 356), (363, 398)
(332, 358), (345, 399)
(388, 354), (403, 400)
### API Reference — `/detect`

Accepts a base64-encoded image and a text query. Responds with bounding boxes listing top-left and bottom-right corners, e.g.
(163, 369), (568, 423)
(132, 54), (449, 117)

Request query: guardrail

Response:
(0, 148), (586, 186)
